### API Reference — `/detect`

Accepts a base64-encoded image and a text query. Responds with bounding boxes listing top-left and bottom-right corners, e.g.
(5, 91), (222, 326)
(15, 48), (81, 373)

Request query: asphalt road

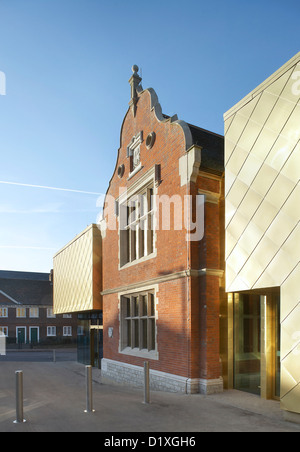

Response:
(0, 349), (77, 362)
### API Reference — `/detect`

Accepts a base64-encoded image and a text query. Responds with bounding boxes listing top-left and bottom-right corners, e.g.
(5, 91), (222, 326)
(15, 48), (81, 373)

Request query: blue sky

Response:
(0, 0), (299, 272)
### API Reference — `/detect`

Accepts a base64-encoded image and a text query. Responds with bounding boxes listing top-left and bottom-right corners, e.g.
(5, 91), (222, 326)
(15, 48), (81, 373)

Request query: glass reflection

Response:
(234, 294), (261, 395)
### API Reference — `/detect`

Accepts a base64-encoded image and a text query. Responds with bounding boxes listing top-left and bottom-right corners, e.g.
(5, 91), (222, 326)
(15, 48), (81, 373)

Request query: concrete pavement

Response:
(0, 360), (300, 432)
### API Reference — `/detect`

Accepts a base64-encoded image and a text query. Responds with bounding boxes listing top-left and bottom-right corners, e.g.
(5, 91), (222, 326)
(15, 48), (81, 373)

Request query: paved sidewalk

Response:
(0, 360), (300, 432)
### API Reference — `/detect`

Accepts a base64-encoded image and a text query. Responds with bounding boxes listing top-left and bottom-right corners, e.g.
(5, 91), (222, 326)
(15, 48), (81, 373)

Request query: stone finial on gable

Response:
(129, 65), (142, 116)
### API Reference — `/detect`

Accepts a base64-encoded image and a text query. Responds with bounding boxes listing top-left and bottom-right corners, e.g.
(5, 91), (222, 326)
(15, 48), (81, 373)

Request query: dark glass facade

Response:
(77, 311), (103, 368)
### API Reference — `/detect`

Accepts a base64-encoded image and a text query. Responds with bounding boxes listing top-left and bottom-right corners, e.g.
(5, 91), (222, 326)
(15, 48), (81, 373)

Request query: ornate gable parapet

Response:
(146, 87), (193, 152)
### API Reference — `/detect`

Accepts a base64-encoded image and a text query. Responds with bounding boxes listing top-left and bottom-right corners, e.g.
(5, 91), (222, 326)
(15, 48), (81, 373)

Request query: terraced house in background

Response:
(0, 271), (77, 346)
(54, 52), (300, 422)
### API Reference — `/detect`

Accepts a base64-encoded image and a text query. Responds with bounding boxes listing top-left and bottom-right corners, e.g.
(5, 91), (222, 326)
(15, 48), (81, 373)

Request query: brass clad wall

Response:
(53, 224), (102, 314)
(224, 53), (300, 413)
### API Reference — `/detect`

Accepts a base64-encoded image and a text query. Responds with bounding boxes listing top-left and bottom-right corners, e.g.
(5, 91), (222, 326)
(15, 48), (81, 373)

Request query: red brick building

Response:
(99, 66), (224, 393)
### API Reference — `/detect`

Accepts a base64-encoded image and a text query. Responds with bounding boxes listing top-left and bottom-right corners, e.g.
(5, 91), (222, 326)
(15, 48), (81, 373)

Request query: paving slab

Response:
(0, 360), (299, 433)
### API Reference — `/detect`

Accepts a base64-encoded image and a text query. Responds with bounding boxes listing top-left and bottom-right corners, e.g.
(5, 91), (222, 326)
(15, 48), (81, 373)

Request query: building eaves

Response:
(0, 270), (50, 281)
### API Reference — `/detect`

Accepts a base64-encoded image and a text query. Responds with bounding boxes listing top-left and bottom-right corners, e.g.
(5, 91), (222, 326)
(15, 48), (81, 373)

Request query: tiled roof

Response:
(0, 271), (52, 306)
(188, 123), (224, 175)
(162, 114), (224, 175)
(0, 290), (21, 306)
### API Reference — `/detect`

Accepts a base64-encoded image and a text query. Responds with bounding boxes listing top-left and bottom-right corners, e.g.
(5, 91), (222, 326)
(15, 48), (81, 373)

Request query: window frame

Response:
(47, 308), (56, 318)
(16, 307), (26, 318)
(127, 131), (143, 178)
(63, 326), (72, 337)
(0, 308), (8, 318)
(29, 307), (39, 318)
(120, 186), (154, 266)
(119, 289), (158, 360)
(47, 326), (56, 337)
(118, 168), (157, 269)
(0, 326), (8, 336)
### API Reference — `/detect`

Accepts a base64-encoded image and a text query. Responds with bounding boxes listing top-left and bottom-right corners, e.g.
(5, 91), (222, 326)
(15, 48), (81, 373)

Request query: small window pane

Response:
(124, 297), (131, 317)
(126, 320), (131, 347)
(149, 293), (155, 317)
(132, 297), (139, 317)
(149, 319), (155, 351)
(134, 319), (139, 348)
(142, 319), (147, 349)
(141, 295), (147, 316)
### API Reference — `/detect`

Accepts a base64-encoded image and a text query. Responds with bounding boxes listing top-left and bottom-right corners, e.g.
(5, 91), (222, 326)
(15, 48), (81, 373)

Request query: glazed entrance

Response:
(233, 292), (280, 399)
(77, 311), (103, 368)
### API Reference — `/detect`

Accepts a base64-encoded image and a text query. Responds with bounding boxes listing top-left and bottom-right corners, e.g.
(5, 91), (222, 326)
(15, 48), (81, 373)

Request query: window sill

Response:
(119, 250), (157, 270)
(120, 346), (159, 360)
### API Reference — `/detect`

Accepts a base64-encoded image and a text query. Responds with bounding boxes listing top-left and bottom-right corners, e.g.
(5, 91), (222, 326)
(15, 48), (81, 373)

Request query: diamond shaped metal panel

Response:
(225, 55), (300, 293)
(53, 224), (102, 314)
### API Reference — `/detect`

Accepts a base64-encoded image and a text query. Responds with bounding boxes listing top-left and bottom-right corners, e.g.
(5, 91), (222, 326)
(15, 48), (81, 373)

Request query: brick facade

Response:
(100, 68), (224, 393)
(0, 306), (76, 345)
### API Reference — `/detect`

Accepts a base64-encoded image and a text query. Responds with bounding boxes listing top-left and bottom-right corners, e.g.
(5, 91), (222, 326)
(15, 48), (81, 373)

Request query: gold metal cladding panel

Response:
(225, 53), (300, 413)
(53, 224), (102, 314)
(225, 56), (300, 293)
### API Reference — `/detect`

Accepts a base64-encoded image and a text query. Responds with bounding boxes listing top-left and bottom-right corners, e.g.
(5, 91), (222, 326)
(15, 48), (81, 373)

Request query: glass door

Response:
(234, 294), (261, 395)
(233, 291), (281, 399)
